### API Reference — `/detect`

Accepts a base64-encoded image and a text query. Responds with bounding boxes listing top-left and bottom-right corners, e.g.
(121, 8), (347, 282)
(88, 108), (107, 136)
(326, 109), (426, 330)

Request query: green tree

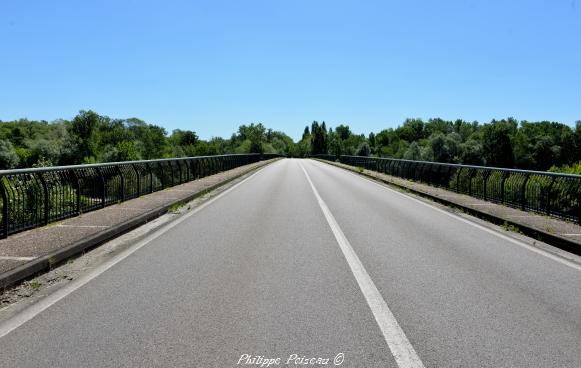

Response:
(403, 141), (421, 160)
(70, 110), (100, 161)
(0, 140), (19, 169)
(355, 142), (371, 156)
(481, 119), (516, 167)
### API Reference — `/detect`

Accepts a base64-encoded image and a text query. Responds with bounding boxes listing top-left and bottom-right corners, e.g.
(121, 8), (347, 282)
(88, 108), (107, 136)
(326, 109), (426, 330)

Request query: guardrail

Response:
(0, 154), (279, 238)
(313, 154), (581, 225)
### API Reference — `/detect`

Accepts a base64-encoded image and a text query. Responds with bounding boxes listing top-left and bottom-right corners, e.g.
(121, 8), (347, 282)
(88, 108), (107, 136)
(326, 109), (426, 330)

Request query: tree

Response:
(532, 136), (559, 171)
(70, 110), (100, 161)
(335, 125), (352, 141)
(0, 140), (19, 169)
(403, 141), (421, 160)
(428, 133), (449, 162)
(310, 121), (328, 154)
(327, 131), (343, 157)
(302, 126), (310, 140)
(397, 118), (425, 142)
(459, 139), (484, 165)
(356, 142), (371, 156)
(236, 123), (266, 153)
(481, 120), (516, 167)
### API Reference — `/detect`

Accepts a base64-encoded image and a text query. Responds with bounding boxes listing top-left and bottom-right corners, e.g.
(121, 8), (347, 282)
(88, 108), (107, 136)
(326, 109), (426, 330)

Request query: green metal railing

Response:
(314, 154), (581, 225)
(0, 154), (278, 238)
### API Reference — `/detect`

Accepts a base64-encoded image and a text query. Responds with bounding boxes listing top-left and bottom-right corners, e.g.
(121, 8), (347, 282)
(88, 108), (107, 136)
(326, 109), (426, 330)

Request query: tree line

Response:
(0, 110), (294, 169)
(1, 111), (580, 174)
(299, 118), (581, 174)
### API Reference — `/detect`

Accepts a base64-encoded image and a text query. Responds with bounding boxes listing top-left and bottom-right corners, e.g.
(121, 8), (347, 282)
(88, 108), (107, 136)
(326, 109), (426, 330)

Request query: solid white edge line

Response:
(0, 165), (269, 339)
(310, 159), (581, 272)
(0, 256), (36, 261)
(299, 162), (425, 368)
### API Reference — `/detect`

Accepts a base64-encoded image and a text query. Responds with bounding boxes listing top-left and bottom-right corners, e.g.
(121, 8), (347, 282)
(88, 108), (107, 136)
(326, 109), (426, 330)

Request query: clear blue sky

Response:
(1, 0), (579, 141)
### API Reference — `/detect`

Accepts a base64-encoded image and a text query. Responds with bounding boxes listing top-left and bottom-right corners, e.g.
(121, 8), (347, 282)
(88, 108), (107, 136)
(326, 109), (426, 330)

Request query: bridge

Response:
(0, 157), (580, 367)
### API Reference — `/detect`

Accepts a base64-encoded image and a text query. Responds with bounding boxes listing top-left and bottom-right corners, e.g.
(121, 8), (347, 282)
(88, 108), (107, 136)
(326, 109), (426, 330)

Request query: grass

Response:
(48, 256), (56, 269)
(501, 221), (523, 234)
(29, 279), (42, 290)
(168, 202), (185, 214)
(544, 226), (556, 234)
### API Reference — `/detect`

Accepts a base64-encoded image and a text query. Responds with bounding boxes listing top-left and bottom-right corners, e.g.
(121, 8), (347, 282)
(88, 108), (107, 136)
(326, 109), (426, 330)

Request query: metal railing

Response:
(313, 154), (581, 225)
(0, 154), (279, 238)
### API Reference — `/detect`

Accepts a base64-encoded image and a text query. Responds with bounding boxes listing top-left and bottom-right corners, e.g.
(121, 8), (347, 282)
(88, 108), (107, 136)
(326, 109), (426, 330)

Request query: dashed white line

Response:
(300, 162), (425, 368)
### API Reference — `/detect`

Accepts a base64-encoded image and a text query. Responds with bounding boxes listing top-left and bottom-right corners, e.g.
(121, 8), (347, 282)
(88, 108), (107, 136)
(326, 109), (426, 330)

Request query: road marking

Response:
(0, 256), (36, 261)
(561, 234), (581, 236)
(116, 207), (151, 211)
(56, 225), (110, 228)
(300, 163), (425, 368)
(311, 160), (581, 272)
(0, 166), (267, 339)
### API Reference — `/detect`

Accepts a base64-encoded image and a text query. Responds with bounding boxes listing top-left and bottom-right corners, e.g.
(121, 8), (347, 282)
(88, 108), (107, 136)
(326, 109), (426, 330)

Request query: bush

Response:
(0, 140), (19, 169)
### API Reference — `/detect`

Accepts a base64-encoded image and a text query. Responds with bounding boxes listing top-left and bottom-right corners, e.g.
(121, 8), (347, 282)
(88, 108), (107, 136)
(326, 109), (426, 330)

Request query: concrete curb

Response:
(0, 159), (277, 290)
(315, 159), (581, 256)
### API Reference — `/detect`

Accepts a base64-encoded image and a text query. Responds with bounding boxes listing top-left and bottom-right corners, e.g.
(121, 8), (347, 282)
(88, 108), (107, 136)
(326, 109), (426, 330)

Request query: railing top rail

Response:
(0, 153), (266, 176)
(338, 155), (581, 179)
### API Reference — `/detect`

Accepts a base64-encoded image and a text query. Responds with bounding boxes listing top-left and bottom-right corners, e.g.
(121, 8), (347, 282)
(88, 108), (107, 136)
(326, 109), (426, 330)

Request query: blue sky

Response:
(1, 0), (579, 140)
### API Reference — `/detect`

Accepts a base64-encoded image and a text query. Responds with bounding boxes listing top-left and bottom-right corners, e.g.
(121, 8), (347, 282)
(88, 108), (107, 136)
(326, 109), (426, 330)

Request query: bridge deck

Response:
(0, 158), (580, 367)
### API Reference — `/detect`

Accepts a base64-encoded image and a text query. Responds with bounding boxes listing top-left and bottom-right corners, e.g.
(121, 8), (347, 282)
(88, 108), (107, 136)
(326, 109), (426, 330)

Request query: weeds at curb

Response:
(29, 280), (42, 290)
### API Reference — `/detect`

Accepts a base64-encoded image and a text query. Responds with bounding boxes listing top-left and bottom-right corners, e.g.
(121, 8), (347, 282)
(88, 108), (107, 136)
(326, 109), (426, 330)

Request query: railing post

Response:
(159, 162), (165, 189)
(188, 159), (194, 180)
(146, 163), (153, 193)
(132, 164), (141, 196)
(37, 173), (50, 225)
(468, 169), (476, 196)
(96, 167), (106, 208)
(0, 177), (9, 239)
(482, 171), (491, 201)
(520, 174), (530, 211)
(71, 170), (81, 215)
(577, 191), (581, 226)
(117, 166), (125, 202)
(545, 177), (556, 215)
(455, 167), (462, 192)
(500, 172), (509, 204)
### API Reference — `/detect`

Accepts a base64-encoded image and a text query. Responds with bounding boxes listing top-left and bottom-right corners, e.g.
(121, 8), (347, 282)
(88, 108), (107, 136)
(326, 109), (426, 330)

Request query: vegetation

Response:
(0, 110), (295, 169)
(299, 118), (581, 173)
(1, 112), (580, 173)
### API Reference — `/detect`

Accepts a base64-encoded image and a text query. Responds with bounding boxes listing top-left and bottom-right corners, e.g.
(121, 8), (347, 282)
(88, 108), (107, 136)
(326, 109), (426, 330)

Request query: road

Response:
(1, 158), (580, 367)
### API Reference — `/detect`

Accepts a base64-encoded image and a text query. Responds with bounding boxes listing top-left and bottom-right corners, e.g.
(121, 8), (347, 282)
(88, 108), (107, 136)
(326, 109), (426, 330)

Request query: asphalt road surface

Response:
(1, 159), (580, 367)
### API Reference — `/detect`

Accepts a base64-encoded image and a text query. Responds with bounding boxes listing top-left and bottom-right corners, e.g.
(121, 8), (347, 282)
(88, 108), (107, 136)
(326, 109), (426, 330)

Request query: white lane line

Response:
(56, 225), (110, 228)
(310, 160), (581, 272)
(561, 234), (581, 236)
(0, 256), (36, 261)
(299, 163), (424, 368)
(0, 166), (267, 339)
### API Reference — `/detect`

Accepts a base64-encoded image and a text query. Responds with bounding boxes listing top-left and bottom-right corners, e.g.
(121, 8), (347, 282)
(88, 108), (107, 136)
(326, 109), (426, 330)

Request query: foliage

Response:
(1, 112), (579, 174)
(0, 112), (294, 169)
(0, 140), (19, 169)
